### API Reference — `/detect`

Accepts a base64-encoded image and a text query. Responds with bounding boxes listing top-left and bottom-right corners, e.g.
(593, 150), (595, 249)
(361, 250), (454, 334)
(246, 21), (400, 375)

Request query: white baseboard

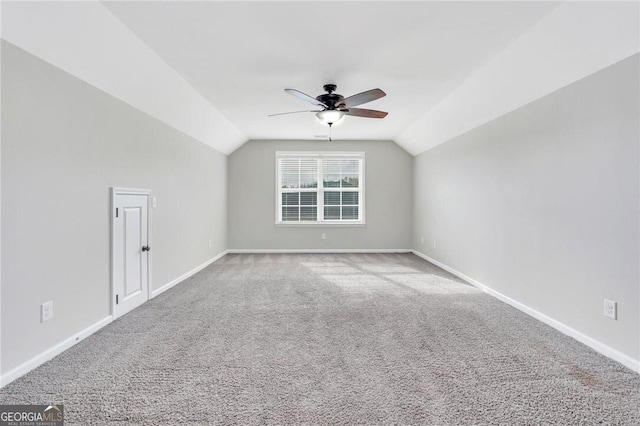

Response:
(411, 250), (640, 374)
(151, 250), (228, 298)
(227, 248), (412, 254)
(2, 251), (229, 388)
(5, 249), (635, 389)
(1, 316), (113, 387)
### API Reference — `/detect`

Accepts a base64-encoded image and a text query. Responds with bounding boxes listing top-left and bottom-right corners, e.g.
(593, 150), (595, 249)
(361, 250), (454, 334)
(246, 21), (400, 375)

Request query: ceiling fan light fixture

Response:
(315, 110), (344, 126)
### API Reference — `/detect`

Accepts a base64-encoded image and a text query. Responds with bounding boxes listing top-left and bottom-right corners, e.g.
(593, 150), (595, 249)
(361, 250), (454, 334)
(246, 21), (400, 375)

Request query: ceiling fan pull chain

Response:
(329, 123), (333, 142)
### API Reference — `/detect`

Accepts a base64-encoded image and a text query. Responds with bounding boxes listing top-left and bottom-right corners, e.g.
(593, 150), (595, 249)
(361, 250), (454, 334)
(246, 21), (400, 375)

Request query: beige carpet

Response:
(1, 253), (639, 425)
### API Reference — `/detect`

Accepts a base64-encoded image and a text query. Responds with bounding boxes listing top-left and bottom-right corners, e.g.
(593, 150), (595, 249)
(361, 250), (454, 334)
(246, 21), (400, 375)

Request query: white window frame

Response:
(275, 151), (365, 226)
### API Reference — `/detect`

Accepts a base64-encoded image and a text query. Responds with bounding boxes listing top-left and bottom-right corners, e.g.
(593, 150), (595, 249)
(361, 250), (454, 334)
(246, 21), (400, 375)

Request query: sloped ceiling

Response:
(2, 1), (638, 155)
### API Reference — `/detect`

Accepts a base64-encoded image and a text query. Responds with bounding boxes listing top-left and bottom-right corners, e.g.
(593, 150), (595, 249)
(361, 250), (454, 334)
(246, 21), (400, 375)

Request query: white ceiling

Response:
(3, 1), (638, 155)
(102, 1), (558, 142)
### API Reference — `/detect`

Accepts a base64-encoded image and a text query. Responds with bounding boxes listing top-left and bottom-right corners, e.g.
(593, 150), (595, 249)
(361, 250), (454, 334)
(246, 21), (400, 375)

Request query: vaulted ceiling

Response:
(102, 1), (556, 142)
(2, 1), (638, 155)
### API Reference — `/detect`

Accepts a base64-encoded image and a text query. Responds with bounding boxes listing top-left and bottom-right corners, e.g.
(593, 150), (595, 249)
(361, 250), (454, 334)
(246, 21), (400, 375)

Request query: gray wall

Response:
(1, 42), (228, 374)
(413, 54), (639, 360)
(228, 140), (412, 250)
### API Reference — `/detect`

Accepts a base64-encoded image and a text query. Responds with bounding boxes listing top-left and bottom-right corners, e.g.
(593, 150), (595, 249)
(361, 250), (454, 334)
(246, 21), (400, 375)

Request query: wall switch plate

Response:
(152, 196), (157, 208)
(41, 301), (53, 322)
(433, 240), (437, 249)
(604, 299), (617, 320)
(208, 239), (212, 248)
(420, 236), (424, 244)
(321, 233), (326, 240)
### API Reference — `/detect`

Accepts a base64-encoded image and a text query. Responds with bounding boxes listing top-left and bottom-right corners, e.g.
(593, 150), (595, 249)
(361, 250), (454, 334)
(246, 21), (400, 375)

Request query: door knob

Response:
(142, 245), (151, 252)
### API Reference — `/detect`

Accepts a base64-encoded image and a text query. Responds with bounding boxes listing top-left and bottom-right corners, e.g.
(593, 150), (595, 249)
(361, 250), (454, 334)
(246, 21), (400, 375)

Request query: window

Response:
(276, 152), (364, 225)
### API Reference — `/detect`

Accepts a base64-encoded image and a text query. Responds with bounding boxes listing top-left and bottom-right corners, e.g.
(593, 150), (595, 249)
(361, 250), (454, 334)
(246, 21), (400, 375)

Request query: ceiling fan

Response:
(270, 84), (388, 128)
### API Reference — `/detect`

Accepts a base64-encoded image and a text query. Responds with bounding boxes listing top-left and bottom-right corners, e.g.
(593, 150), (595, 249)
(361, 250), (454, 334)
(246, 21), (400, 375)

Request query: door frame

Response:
(110, 187), (153, 318)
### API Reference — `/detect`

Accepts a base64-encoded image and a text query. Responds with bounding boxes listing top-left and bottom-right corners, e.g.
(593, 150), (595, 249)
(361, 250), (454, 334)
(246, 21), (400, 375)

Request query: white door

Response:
(112, 189), (151, 319)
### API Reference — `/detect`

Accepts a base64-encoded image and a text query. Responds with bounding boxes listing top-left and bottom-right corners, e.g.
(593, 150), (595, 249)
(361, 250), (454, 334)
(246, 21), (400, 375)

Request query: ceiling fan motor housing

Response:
(317, 84), (345, 109)
(277, 85), (387, 119)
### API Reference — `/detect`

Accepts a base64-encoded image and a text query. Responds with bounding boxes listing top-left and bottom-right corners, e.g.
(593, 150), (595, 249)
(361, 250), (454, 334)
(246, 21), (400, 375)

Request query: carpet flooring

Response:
(1, 253), (639, 425)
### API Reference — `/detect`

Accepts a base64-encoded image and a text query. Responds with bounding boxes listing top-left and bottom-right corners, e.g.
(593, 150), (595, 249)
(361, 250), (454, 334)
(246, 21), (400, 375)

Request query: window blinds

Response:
(276, 152), (364, 224)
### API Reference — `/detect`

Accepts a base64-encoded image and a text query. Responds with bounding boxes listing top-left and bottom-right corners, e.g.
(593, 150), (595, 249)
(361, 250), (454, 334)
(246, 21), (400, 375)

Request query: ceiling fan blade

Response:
(344, 108), (388, 119)
(268, 110), (322, 117)
(285, 89), (327, 107)
(339, 88), (386, 108)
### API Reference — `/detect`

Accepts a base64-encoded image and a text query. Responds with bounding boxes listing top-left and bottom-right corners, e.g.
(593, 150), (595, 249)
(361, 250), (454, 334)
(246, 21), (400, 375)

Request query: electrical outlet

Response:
(321, 233), (326, 240)
(604, 299), (617, 320)
(41, 301), (53, 322)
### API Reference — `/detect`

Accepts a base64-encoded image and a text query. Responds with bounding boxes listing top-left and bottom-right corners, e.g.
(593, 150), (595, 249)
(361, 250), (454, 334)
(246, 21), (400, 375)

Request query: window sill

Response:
(275, 222), (366, 228)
